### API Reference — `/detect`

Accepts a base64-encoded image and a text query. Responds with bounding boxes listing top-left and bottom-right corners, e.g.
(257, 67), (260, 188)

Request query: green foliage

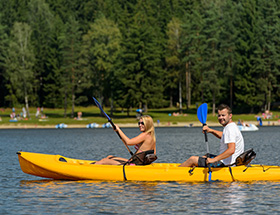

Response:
(28, 0), (54, 106)
(165, 17), (183, 108)
(116, 1), (165, 113)
(82, 14), (122, 112)
(43, 15), (65, 108)
(0, 0), (279, 114)
(0, 16), (9, 106)
(4, 22), (35, 117)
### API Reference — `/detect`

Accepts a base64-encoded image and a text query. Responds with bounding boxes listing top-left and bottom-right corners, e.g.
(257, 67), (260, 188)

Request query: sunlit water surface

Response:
(1, 126), (280, 214)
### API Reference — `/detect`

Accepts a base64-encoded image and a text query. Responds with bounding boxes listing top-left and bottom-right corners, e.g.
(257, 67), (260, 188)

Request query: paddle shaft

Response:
(93, 97), (134, 156)
(203, 123), (210, 155)
(201, 123), (211, 180)
(197, 103), (212, 181)
(202, 123), (211, 179)
(108, 120), (122, 139)
(108, 120), (134, 156)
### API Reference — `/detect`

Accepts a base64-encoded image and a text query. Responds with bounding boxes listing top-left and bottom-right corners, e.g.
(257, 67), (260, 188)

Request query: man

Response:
(180, 104), (244, 167)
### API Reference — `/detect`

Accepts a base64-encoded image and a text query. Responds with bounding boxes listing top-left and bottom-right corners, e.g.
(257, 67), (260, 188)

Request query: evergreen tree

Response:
(0, 0), (29, 26)
(117, 0), (164, 114)
(234, 0), (262, 112)
(59, 16), (82, 118)
(43, 15), (65, 108)
(200, 1), (222, 115)
(252, 0), (280, 111)
(165, 17), (183, 110)
(0, 15), (9, 106)
(181, 1), (207, 105)
(28, 0), (54, 106)
(219, 0), (239, 109)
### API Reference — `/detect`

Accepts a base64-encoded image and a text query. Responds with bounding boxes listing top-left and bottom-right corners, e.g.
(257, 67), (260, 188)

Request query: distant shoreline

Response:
(0, 121), (278, 129)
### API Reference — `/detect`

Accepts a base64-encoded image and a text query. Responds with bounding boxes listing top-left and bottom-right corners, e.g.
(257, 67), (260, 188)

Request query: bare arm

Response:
(203, 125), (223, 139)
(207, 142), (235, 163)
(114, 125), (147, 146)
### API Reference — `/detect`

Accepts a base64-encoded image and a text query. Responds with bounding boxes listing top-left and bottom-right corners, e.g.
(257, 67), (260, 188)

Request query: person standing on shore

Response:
(36, 107), (40, 118)
(22, 107), (27, 118)
(180, 104), (244, 167)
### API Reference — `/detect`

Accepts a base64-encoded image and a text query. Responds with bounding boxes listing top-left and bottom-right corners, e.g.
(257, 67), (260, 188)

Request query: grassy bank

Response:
(0, 106), (279, 128)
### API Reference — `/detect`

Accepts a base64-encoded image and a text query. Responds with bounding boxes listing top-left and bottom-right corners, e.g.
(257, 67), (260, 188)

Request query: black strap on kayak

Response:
(243, 166), (250, 172)
(122, 163), (128, 181)
(228, 167), (235, 181)
(121, 154), (142, 181)
(188, 167), (195, 175)
(259, 165), (280, 172)
(59, 157), (67, 162)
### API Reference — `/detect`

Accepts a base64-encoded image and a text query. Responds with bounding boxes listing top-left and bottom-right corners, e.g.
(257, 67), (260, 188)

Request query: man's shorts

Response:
(198, 154), (225, 168)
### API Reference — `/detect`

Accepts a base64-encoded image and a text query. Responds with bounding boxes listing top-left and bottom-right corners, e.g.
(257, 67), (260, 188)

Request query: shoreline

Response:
(0, 121), (278, 129)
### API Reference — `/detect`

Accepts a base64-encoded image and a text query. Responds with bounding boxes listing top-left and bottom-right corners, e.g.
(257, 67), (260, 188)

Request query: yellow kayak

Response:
(17, 151), (280, 182)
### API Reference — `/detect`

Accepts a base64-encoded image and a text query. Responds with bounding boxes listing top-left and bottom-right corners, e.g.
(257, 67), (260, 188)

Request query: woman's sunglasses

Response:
(138, 121), (144, 126)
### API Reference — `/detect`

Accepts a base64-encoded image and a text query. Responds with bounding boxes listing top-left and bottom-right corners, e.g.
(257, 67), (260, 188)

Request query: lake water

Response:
(1, 126), (280, 214)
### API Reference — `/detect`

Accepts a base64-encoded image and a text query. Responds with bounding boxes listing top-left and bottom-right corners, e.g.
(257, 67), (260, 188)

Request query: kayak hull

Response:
(17, 151), (280, 182)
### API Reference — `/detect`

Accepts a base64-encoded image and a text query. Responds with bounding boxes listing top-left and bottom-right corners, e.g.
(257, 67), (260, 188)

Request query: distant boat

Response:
(55, 123), (67, 129)
(86, 123), (99, 128)
(237, 124), (259, 131)
(102, 122), (112, 128)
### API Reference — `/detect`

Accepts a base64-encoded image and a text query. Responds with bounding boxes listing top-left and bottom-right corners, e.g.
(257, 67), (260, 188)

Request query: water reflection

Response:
(219, 182), (247, 213)
(17, 178), (280, 214)
(18, 179), (167, 214)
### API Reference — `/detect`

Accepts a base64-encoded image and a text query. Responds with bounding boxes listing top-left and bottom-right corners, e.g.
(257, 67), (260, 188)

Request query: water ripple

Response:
(1, 127), (280, 214)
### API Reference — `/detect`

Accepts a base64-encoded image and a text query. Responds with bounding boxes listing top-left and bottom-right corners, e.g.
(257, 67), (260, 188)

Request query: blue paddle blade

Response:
(197, 103), (208, 125)
(92, 97), (111, 121)
(208, 171), (212, 182)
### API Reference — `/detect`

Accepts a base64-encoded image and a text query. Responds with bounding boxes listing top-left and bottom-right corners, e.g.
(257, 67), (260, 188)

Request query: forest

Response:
(0, 0), (279, 118)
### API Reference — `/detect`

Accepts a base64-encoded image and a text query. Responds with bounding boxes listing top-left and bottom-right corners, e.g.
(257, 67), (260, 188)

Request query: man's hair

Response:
(217, 104), (232, 114)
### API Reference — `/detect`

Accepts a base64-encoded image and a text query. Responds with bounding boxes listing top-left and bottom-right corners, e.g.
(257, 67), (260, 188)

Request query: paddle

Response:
(197, 103), (212, 181)
(92, 97), (133, 156)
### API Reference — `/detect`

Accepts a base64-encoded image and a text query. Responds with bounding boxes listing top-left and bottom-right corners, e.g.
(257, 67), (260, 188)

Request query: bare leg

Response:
(94, 155), (128, 165)
(179, 156), (199, 167)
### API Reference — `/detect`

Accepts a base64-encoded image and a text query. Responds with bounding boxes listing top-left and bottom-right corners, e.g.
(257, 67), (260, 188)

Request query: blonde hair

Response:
(141, 115), (156, 142)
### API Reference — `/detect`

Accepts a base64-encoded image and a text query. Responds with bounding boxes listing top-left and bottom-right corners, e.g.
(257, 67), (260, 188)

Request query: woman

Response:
(94, 115), (156, 165)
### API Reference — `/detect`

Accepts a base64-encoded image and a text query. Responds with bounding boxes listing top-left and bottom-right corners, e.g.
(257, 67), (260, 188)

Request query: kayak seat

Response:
(144, 154), (157, 164)
(59, 157), (67, 162)
(235, 148), (256, 166)
(128, 150), (157, 165)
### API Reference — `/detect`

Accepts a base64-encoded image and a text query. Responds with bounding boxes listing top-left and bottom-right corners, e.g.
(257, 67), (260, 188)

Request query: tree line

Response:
(0, 0), (279, 117)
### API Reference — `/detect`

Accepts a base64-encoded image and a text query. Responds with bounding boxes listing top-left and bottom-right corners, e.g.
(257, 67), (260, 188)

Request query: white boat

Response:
(102, 122), (112, 128)
(86, 123), (99, 128)
(55, 123), (68, 129)
(237, 124), (259, 131)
